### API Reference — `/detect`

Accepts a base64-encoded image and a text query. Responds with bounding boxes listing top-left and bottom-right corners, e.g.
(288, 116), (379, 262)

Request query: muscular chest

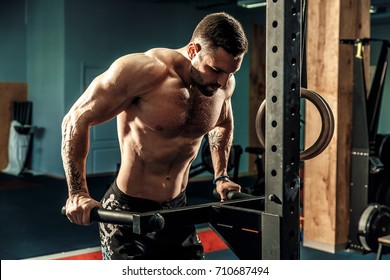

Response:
(134, 87), (224, 137)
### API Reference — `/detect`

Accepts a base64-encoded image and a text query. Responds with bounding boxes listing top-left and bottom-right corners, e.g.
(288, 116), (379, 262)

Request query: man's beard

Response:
(190, 67), (219, 97)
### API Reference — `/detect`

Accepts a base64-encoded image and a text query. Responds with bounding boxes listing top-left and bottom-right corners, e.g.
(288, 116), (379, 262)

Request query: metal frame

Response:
(347, 39), (371, 252)
(341, 38), (389, 252)
(73, 195), (266, 260)
(263, 0), (301, 259)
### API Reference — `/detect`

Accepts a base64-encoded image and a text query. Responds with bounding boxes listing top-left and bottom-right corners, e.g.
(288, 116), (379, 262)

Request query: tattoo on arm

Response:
(62, 124), (83, 194)
(208, 131), (223, 150)
(67, 160), (82, 194)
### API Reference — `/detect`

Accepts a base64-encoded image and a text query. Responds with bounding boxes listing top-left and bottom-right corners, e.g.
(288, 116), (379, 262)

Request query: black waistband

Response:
(110, 181), (187, 210)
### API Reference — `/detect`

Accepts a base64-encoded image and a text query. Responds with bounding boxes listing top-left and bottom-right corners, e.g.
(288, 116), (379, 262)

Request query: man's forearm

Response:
(208, 124), (233, 178)
(61, 117), (89, 196)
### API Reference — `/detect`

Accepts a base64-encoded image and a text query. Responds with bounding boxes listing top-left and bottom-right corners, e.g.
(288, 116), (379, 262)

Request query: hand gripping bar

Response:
(61, 206), (165, 231)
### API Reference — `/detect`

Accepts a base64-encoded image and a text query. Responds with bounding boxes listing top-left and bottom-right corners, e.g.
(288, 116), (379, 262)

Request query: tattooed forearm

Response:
(62, 122), (85, 195)
(67, 160), (82, 194)
(208, 131), (223, 150)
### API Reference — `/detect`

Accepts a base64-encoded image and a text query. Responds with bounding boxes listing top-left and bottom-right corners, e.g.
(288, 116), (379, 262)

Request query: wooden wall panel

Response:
(303, 0), (370, 252)
(0, 83), (28, 170)
(248, 25), (266, 174)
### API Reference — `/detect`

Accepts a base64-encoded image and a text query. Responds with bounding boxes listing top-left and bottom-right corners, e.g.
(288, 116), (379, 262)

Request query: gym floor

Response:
(0, 172), (388, 260)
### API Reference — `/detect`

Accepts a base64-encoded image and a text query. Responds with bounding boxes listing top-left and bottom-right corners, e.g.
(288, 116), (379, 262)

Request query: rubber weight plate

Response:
(358, 203), (390, 252)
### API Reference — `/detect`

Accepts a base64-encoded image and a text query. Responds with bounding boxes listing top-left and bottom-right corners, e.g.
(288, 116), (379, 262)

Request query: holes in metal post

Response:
(290, 132), (296, 141)
(270, 0), (285, 181)
(289, 180), (296, 190)
(291, 83), (296, 91)
(291, 7), (297, 16)
(290, 157), (297, 170)
(291, 33), (297, 41)
(291, 57), (296, 66)
(290, 107), (296, 116)
(290, 157), (297, 166)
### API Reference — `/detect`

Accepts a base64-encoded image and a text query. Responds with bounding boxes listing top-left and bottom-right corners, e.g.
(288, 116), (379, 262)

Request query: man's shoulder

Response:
(145, 48), (184, 66)
(143, 48), (189, 81)
(113, 48), (185, 71)
(145, 47), (177, 57)
(106, 48), (186, 88)
(110, 50), (170, 77)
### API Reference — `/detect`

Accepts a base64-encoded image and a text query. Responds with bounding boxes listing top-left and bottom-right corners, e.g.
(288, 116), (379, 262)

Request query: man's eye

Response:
(212, 68), (221, 73)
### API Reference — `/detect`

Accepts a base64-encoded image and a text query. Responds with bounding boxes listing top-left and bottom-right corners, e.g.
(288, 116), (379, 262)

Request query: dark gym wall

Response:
(62, 0), (265, 175)
(27, 0), (65, 174)
(370, 23), (390, 133)
(1, 0), (265, 176)
(1, 0), (389, 176)
(0, 0), (27, 81)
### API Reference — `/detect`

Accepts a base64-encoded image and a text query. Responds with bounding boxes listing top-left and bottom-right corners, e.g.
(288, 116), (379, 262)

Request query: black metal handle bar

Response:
(61, 190), (262, 234)
(213, 189), (256, 201)
(61, 206), (165, 231)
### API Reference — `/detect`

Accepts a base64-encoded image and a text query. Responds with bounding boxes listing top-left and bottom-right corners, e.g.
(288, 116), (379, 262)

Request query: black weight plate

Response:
(358, 203), (390, 252)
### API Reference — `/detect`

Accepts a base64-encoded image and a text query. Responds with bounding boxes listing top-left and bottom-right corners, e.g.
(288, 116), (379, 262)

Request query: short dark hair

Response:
(191, 12), (248, 58)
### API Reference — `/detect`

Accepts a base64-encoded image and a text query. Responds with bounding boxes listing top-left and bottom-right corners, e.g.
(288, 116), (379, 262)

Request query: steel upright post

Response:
(262, 0), (302, 259)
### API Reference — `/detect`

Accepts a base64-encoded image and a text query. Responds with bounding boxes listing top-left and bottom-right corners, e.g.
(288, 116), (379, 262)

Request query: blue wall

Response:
(27, 0), (65, 175)
(0, 0), (27, 81)
(1, 0), (389, 176)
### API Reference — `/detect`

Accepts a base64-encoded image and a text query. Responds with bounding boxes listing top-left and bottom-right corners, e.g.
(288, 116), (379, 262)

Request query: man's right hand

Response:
(65, 192), (101, 225)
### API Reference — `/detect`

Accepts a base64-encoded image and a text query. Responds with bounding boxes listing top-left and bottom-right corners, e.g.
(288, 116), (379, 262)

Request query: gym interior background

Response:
(0, 0), (389, 260)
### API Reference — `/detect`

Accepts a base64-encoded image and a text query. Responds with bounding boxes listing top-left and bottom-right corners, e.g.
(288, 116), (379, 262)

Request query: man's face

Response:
(189, 45), (243, 96)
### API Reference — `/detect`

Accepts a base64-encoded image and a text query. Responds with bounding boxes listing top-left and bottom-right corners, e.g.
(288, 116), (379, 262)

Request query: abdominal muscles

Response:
(116, 123), (204, 202)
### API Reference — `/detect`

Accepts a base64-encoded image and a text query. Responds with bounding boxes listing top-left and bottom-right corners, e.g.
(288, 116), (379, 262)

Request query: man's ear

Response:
(188, 43), (201, 59)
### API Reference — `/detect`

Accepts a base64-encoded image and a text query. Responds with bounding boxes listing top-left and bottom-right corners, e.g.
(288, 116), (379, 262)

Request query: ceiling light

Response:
(237, 0), (266, 9)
